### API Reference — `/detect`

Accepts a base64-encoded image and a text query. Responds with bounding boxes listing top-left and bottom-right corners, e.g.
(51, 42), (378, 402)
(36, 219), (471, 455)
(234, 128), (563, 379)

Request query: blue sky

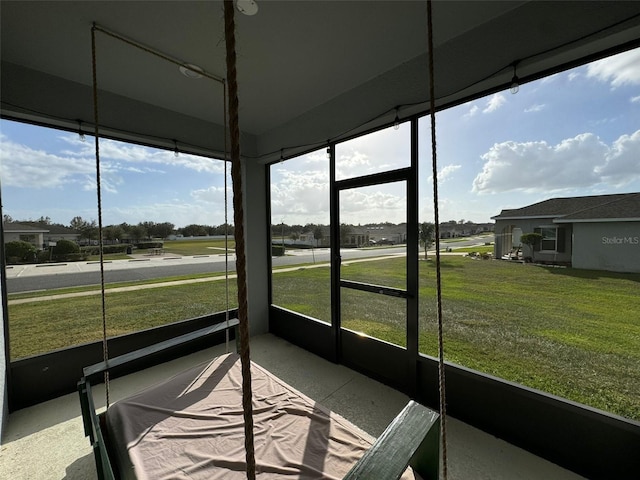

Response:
(272, 46), (640, 226)
(2, 47), (639, 228)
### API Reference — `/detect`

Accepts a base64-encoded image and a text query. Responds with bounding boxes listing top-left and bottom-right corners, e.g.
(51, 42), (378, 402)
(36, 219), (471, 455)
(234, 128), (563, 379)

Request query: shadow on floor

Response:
(64, 452), (97, 480)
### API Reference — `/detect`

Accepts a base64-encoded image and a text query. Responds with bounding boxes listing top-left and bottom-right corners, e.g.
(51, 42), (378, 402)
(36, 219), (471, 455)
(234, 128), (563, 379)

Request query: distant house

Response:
(365, 224), (406, 245)
(3, 222), (80, 249)
(439, 221), (493, 238)
(3, 222), (49, 250)
(342, 226), (371, 247)
(492, 193), (640, 273)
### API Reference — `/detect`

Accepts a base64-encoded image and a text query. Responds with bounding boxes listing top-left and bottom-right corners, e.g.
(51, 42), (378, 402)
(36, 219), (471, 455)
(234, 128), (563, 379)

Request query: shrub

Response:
(5, 241), (37, 263)
(520, 232), (543, 263)
(53, 239), (79, 256)
(37, 250), (52, 263)
(272, 244), (285, 256)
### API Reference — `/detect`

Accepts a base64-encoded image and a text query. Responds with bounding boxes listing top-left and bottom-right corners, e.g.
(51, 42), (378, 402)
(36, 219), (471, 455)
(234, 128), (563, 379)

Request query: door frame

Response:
(329, 120), (419, 394)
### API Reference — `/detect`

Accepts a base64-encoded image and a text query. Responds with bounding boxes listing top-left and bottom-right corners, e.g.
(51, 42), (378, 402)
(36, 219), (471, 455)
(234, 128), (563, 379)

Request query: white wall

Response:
(572, 222), (640, 273)
(243, 158), (270, 335)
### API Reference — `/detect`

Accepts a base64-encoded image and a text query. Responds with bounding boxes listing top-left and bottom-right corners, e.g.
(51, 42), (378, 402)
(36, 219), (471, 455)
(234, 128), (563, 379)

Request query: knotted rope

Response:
(91, 23), (110, 409)
(223, 2), (256, 478)
(426, 1), (448, 478)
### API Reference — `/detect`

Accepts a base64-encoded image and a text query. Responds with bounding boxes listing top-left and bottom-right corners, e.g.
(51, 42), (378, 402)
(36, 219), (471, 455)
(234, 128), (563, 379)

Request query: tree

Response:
(181, 224), (208, 237)
(419, 222), (435, 259)
(154, 222), (175, 239)
(520, 232), (543, 263)
(70, 216), (97, 242)
(289, 230), (300, 244)
(103, 225), (124, 242)
(3, 214), (13, 224)
(313, 225), (324, 247)
(129, 225), (147, 243)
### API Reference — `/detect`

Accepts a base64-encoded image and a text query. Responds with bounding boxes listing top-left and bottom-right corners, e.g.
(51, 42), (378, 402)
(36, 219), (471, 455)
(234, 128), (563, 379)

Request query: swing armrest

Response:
(82, 318), (240, 384)
(344, 400), (440, 480)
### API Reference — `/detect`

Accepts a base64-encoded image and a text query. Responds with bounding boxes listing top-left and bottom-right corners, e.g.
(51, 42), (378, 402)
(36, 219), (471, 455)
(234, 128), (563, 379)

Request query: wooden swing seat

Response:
(78, 320), (440, 480)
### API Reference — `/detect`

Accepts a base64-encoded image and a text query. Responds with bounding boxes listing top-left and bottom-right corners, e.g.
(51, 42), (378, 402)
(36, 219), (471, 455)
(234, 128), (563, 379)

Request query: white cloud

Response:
(190, 185), (229, 204)
(270, 167), (330, 224)
(471, 131), (640, 194)
(568, 72), (580, 81)
(586, 48), (640, 88)
(0, 136), (95, 188)
(436, 164), (461, 182)
(61, 136), (225, 174)
(524, 104), (545, 113)
(540, 73), (561, 84)
(631, 95), (640, 104)
(1, 133), (225, 195)
(106, 202), (225, 227)
(340, 188), (405, 224)
(81, 174), (122, 194)
(482, 93), (506, 113)
(595, 130), (640, 187)
(464, 105), (479, 119)
(336, 149), (399, 179)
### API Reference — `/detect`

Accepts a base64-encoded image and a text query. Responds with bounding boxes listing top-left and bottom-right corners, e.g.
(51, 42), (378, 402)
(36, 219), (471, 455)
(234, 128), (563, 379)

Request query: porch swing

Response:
(78, 2), (445, 479)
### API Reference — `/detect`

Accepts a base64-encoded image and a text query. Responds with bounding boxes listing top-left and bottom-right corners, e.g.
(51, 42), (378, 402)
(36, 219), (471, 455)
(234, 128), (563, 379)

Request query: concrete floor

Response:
(0, 334), (585, 480)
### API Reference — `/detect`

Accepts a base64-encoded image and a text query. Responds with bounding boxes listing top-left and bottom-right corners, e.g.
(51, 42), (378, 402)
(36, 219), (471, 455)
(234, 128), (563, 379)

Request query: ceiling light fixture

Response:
(510, 61), (520, 94)
(173, 140), (179, 158)
(179, 63), (204, 79)
(235, 0), (259, 16)
(393, 107), (401, 130)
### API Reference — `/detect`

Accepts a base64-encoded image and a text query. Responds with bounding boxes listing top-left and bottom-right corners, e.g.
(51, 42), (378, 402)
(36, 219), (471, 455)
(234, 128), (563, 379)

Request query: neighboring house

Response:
(2, 222), (49, 250)
(365, 224), (406, 245)
(492, 193), (640, 273)
(38, 224), (80, 246)
(3, 222), (81, 250)
(439, 221), (494, 238)
(342, 226), (371, 247)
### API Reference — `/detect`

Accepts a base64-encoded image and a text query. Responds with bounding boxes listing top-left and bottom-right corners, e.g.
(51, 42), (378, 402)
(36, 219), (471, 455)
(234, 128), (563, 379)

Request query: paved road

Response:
(5, 247), (403, 293)
(5, 236), (490, 293)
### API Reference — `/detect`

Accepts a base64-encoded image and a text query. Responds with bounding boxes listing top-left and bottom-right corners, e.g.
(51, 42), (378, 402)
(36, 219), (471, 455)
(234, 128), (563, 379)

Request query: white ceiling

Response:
(2, 1), (640, 162)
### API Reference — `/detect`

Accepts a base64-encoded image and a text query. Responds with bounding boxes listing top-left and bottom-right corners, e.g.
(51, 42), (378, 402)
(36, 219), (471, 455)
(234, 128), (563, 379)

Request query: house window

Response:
(19, 234), (36, 244)
(534, 227), (565, 252)
(538, 227), (557, 251)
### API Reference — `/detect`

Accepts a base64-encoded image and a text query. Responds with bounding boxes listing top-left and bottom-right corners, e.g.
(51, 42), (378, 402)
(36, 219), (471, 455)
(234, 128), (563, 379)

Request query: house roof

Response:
(492, 193), (640, 223)
(19, 222), (78, 235)
(2, 222), (49, 233)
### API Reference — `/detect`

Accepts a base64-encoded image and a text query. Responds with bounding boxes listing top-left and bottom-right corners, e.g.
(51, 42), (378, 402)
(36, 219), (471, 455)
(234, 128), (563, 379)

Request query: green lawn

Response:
(9, 280), (238, 359)
(8, 254), (640, 420)
(272, 256), (640, 420)
(163, 238), (235, 256)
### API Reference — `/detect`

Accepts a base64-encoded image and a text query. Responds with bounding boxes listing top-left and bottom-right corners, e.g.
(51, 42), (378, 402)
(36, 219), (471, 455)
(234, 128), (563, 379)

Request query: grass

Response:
(272, 256), (640, 420)
(9, 280), (238, 359)
(9, 254), (640, 420)
(163, 238), (235, 256)
(451, 245), (493, 254)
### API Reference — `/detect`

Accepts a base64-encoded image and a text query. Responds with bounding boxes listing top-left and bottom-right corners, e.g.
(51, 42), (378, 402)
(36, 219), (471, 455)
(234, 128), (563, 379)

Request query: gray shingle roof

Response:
(2, 222), (49, 232)
(493, 193), (640, 221)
